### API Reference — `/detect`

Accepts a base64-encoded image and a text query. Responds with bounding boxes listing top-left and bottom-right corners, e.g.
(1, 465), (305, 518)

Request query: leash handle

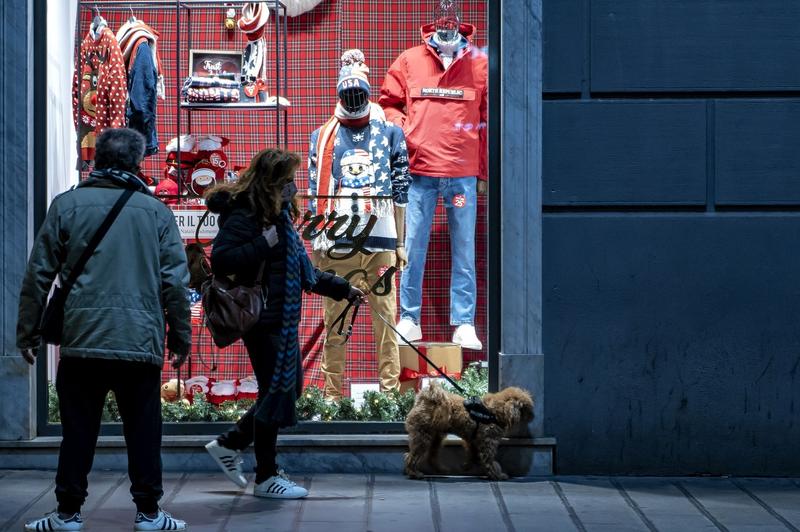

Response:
(328, 297), (362, 346)
(371, 310), (466, 395)
(331, 299), (355, 334)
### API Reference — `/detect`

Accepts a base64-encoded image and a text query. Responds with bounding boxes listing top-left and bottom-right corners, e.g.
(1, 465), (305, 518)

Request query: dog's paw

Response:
(406, 469), (425, 480)
(486, 462), (509, 481)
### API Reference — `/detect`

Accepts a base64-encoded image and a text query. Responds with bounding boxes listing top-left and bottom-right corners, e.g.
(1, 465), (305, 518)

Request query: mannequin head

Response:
(434, 0), (461, 43)
(337, 49), (371, 117)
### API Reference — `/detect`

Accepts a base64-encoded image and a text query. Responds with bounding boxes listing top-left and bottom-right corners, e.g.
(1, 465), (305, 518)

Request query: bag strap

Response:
(61, 188), (135, 293)
(195, 209), (213, 248)
(205, 209), (267, 289)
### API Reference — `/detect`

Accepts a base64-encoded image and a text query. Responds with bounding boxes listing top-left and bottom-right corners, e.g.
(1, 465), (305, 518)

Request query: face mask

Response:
(435, 17), (459, 42)
(281, 180), (298, 202)
(340, 88), (369, 115)
(433, 1), (461, 43)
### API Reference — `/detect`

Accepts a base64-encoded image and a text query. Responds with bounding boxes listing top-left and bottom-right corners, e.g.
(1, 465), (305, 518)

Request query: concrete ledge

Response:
(0, 434), (556, 448)
(0, 435), (556, 476)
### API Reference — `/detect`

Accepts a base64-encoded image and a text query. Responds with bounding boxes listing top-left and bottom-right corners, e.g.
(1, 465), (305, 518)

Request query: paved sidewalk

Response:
(1, 471), (800, 531)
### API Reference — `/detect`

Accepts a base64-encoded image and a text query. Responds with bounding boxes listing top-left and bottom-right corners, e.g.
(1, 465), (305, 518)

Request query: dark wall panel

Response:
(543, 0), (583, 93)
(1, 0), (30, 356)
(544, 215), (800, 475)
(591, 0), (800, 92)
(716, 100), (800, 205)
(543, 101), (707, 205)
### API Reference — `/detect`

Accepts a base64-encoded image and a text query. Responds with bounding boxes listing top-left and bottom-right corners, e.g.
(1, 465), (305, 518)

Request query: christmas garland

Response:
(47, 365), (489, 424)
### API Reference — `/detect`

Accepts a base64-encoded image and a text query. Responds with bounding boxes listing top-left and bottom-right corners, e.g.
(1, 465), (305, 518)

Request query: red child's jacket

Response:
(379, 23), (488, 181)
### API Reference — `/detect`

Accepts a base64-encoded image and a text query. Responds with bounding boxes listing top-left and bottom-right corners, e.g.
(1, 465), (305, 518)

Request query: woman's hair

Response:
(205, 148), (301, 222)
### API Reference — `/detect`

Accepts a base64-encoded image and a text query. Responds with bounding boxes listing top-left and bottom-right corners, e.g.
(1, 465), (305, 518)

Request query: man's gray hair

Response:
(94, 128), (146, 172)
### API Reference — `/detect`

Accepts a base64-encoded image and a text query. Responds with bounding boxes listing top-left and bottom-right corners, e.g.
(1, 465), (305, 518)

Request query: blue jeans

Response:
(400, 175), (478, 326)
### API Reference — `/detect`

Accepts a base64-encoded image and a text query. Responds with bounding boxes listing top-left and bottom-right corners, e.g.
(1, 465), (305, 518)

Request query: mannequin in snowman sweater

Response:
(308, 50), (411, 399)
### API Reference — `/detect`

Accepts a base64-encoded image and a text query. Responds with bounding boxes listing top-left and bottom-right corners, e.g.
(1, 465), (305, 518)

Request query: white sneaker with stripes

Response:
(133, 509), (187, 531)
(253, 471), (308, 499)
(205, 439), (247, 488)
(24, 511), (83, 531)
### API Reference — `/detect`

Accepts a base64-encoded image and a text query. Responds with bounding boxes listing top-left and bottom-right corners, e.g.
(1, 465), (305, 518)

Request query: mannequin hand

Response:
(395, 246), (408, 270)
(21, 348), (37, 365)
(169, 350), (189, 370)
(477, 180), (488, 196)
(347, 286), (367, 305)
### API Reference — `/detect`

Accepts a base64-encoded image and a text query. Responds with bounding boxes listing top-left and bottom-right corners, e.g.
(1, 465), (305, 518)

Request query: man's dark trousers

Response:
(55, 357), (163, 515)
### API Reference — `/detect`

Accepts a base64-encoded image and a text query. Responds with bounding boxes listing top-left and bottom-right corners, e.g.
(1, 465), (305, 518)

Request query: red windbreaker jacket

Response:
(379, 23), (488, 180)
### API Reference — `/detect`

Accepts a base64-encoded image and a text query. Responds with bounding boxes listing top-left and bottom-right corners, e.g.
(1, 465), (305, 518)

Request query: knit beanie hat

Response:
(337, 49), (370, 97)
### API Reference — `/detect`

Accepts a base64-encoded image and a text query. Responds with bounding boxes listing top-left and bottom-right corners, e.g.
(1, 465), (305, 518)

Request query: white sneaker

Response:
(396, 318), (422, 344)
(24, 511), (83, 531)
(205, 439), (247, 488)
(134, 509), (187, 531)
(453, 324), (483, 350)
(253, 471), (308, 499)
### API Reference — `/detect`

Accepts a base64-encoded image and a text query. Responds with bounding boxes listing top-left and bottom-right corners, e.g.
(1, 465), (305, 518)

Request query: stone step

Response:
(0, 435), (555, 476)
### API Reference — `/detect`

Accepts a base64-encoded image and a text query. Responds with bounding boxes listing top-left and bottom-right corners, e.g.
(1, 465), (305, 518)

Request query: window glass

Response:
(46, 0), (488, 425)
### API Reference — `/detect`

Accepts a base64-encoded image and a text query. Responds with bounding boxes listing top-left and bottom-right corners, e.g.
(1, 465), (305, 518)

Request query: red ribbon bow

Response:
(399, 357), (461, 382)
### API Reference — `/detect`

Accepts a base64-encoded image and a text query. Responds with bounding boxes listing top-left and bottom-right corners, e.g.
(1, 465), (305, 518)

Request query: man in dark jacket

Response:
(17, 129), (191, 532)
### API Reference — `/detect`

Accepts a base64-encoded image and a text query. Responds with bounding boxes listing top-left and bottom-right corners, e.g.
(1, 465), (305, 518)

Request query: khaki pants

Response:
(318, 251), (400, 399)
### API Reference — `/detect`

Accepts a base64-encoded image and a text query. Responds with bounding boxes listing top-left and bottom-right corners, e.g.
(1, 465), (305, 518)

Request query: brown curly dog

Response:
(404, 382), (534, 480)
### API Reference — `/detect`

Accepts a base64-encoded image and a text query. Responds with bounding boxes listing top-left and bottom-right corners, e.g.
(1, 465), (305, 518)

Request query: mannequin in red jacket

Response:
(379, 0), (487, 351)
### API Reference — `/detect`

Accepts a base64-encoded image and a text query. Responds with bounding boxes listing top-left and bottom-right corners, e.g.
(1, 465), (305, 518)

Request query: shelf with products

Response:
(176, 0), (290, 161)
(180, 101), (290, 111)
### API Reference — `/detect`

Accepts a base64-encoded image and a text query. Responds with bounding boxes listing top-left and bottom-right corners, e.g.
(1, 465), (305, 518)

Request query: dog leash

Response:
(326, 267), (498, 425)
(327, 265), (400, 346)
(370, 309), (497, 425)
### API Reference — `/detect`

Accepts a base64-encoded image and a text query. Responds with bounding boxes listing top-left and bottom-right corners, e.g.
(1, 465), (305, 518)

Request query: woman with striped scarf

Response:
(202, 149), (364, 499)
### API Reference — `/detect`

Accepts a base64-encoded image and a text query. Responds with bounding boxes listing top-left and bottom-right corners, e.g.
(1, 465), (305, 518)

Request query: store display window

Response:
(40, 0), (490, 432)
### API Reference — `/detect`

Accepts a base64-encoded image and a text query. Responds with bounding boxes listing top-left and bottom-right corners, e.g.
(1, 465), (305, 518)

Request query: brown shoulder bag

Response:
(201, 261), (266, 348)
(187, 210), (267, 348)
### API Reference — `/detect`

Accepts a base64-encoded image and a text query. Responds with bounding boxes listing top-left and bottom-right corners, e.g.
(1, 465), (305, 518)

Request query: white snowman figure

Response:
(336, 148), (376, 219)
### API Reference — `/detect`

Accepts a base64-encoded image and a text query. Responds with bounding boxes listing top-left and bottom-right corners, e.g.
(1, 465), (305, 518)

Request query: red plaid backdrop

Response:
(80, 1), (487, 395)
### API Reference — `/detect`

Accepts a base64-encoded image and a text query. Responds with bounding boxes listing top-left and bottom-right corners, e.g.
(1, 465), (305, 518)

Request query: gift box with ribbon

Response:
(398, 342), (463, 393)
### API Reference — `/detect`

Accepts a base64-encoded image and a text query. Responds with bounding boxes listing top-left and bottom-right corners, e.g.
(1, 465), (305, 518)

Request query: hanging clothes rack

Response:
(76, 0), (289, 191)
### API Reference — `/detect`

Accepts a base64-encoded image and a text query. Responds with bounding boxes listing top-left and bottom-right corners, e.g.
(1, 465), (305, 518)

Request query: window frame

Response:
(33, 0), (502, 437)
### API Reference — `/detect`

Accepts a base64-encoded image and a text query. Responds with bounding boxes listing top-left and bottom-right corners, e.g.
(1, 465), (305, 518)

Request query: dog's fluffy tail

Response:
(414, 381), (452, 427)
